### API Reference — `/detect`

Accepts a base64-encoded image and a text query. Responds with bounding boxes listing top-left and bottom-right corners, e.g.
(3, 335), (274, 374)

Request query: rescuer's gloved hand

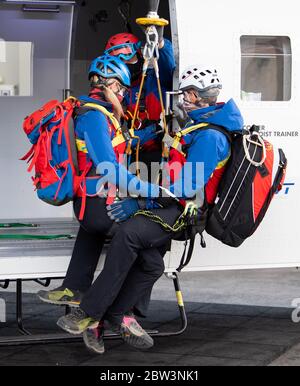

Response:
(156, 25), (164, 45)
(173, 102), (190, 128)
(106, 198), (160, 223)
(182, 201), (200, 224)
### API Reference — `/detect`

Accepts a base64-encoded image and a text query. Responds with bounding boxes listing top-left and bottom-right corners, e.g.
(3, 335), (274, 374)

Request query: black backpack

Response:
(174, 124), (287, 271)
(206, 125), (287, 247)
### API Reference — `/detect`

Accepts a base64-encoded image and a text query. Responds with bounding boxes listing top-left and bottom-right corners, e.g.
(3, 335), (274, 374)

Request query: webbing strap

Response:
(181, 122), (210, 136)
(171, 123), (233, 154)
(177, 231), (196, 272)
(112, 129), (135, 148)
(171, 123), (209, 153)
(67, 112), (80, 175)
(76, 130), (135, 154)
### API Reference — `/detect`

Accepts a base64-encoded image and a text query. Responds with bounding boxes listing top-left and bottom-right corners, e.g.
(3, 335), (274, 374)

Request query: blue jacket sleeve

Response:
(131, 124), (160, 149)
(169, 130), (230, 200)
(77, 110), (159, 197)
(157, 39), (176, 89)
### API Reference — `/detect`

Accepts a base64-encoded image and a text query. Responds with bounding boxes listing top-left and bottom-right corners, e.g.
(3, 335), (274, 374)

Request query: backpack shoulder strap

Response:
(206, 124), (233, 144)
(81, 103), (121, 133)
(181, 122), (210, 136)
(76, 102), (132, 149)
(66, 114), (80, 175)
(172, 123), (232, 154)
(61, 97), (80, 176)
(172, 123), (209, 154)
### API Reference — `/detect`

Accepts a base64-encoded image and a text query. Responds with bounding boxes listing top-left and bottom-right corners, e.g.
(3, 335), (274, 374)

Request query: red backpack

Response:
(21, 97), (127, 220)
(206, 125), (287, 247)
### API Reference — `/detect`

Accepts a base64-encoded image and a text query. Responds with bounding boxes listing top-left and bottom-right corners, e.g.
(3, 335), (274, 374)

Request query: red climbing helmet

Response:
(104, 33), (142, 61)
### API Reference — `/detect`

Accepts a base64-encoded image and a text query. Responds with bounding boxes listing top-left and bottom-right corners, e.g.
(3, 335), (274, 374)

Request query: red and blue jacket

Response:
(124, 39), (176, 151)
(167, 99), (244, 205)
(75, 96), (158, 198)
(125, 39), (175, 121)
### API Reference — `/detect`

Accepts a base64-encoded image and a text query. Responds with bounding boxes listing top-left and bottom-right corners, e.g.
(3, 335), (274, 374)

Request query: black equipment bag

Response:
(206, 125), (287, 247)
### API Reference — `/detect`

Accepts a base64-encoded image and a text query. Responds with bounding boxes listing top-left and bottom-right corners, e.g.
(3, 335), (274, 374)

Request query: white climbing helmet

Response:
(179, 65), (222, 97)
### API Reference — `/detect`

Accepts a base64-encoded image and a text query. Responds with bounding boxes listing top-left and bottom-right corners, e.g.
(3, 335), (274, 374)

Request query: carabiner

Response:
(143, 25), (159, 61)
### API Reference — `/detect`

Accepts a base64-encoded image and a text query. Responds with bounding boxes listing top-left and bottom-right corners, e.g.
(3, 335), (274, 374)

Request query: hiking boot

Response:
(118, 315), (154, 350)
(57, 307), (99, 335)
(37, 286), (83, 307)
(83, 321), (105, 354)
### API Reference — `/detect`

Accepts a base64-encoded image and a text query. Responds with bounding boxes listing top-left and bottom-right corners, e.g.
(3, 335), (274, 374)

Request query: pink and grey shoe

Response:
(119, 315), (154, 350)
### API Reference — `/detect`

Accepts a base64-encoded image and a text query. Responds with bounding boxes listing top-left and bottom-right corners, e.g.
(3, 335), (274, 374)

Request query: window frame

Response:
(240, 35), (292, 103)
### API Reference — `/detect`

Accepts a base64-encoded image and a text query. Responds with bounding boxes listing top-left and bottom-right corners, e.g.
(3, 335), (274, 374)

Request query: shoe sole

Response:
(38, 295), (80, 307)
(57, 318), (99, 335)
(83, 332), (105, 355)
(120, 325), (154, 350)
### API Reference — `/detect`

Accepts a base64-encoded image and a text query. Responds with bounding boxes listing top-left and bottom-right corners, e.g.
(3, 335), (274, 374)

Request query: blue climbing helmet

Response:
(88, 54), (131, 87)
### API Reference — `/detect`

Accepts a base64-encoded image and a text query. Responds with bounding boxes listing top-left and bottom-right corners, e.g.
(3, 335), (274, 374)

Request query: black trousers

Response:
(63, 197), (168, 318)
(80, 204), (182, 322)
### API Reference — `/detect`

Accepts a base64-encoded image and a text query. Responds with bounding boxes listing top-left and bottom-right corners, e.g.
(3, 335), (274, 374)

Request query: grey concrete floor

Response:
(1, 268), (300, 366)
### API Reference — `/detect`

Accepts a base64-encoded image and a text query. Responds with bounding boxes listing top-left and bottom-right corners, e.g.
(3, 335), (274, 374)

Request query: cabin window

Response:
(0, 40), (33, 96)
(240, 35), (291, 101)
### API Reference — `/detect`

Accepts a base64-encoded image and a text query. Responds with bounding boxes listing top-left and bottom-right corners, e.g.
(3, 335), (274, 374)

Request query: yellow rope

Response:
(130, 67), (148, 131)
(128, 65), (149, 178)
(128, 44), (170, 178)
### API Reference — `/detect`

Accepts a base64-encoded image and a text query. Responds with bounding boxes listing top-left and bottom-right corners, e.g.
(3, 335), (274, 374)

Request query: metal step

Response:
(0, 218), (78, 257)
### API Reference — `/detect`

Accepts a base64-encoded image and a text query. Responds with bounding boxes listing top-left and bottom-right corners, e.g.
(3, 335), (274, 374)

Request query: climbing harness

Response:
(134, 200), (207, 272)
(134, 201), (198, 233)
